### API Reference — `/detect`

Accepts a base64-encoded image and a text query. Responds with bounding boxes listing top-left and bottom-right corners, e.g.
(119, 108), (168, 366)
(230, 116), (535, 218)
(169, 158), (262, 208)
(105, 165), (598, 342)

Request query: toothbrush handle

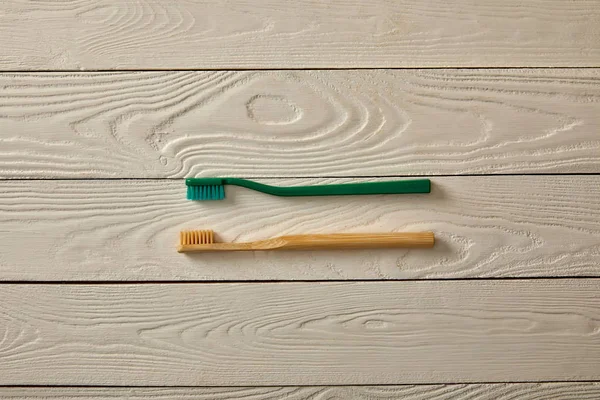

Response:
(226, 178), (431, 196)
(275, 232), (435, 250)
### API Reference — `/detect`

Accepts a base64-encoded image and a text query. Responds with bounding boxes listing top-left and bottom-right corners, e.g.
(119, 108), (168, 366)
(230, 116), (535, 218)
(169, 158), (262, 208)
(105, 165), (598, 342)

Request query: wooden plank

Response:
(2, 176), (599, 281)
(1, 280), (600, 384)
(2, 383), (600, 399)
(1, 69), (599, 178)
(1, 0), (599, 69)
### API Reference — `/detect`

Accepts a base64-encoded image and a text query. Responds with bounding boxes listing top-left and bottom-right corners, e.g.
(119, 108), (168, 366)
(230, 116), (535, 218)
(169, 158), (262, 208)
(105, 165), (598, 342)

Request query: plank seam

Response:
(3, 277), (600, 284)
(0, 67), (599, 73)
(2, 380), (600, 388)
(3, 173), (600, 182)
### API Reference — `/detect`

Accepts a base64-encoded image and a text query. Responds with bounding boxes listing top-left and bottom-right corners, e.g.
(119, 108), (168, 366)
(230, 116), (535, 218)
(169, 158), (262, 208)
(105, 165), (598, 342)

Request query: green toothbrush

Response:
(186, 178), (430, 200)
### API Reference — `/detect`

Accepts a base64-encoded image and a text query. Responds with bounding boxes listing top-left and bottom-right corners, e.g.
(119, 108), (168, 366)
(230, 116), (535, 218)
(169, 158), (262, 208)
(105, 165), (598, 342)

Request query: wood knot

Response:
(246, 95), (303, 125)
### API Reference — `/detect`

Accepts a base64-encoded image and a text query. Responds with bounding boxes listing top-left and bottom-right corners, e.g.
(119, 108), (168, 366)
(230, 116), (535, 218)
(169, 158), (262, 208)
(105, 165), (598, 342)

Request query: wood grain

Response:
(1, 280), (600, 385)
(2, 383), (600, 399)
(2, 176), (599, 281)
(1, 0), (599, 69)
(1, 69), (599, 178)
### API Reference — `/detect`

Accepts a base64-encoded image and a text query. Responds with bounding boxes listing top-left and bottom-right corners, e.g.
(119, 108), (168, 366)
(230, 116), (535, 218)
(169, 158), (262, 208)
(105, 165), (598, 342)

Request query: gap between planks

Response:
(5, 67), (600, 73)
(4, 172), (600, 181)
(3, 277), (600, 285)
(1, 383), (600, 399)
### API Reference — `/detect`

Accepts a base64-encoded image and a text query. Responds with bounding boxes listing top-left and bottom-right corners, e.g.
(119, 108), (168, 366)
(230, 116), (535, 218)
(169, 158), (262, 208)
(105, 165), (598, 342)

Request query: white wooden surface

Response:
(1, 280), (600, 385)
(1, 176), (599, 281)
(1, 69), (599, 178)
(2, 0), (599, 393)
(2, 383), (600, 399)
(1, 0), (599, 70)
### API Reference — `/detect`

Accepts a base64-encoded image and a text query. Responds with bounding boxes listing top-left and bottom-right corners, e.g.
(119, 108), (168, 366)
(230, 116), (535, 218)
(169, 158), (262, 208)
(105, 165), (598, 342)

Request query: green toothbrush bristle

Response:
(187, 185), (225, 200)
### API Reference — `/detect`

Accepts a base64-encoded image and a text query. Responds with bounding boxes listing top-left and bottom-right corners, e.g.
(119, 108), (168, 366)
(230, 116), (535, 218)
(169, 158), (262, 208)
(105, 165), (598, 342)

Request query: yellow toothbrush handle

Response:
(275, 232), (435, 250)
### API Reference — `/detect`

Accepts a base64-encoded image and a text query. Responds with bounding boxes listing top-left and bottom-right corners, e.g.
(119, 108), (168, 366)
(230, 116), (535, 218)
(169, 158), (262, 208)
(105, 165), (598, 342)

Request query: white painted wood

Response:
(1, 0), (599, 69)
(1, 280), (600, 384)
(2, 176), (599, 281)
(2, 383), (600, 399)
(1, 69), (599, 178)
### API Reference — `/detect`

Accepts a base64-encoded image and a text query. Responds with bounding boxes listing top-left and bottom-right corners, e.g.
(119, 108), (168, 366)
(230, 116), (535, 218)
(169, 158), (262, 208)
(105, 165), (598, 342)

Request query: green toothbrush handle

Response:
(225, 178), (430, 196)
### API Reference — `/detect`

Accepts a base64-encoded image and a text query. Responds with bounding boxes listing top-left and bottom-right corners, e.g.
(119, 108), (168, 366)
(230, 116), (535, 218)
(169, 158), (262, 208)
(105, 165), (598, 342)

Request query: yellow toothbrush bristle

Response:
(180, 230), (215, 245)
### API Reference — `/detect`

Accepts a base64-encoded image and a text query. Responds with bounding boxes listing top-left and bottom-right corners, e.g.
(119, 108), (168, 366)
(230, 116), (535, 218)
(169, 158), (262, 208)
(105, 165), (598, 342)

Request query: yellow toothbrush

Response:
(178, 230), (435, 252)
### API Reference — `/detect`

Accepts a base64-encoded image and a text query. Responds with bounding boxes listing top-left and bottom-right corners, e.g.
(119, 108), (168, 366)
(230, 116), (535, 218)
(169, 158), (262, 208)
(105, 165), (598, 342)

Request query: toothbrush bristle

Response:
(187, 185), (225, 200)
(180, 230), (215, 245)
